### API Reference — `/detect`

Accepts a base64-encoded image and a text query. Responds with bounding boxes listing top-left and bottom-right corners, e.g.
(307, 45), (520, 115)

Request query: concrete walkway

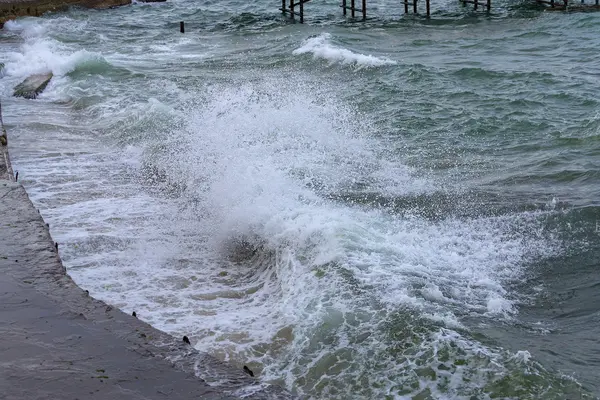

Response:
(0, 111), (289, 399)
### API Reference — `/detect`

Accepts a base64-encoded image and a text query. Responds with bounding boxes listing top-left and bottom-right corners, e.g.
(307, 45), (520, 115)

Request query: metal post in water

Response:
(290, 0), (295, 19)
(404, 0), (409, 14)
(282, 0), (286, 13)
(343, 0), (347, 14)
(351, 0), (356, 17)
(474, 0), (478, 10)
(362, 0), (367, 19)
(300, 0), (304, 23)
(426, 0), (430, 15)
(487, 0), (491, 9)
(414, 0), (417, 13)
(180, 21), (185, 33)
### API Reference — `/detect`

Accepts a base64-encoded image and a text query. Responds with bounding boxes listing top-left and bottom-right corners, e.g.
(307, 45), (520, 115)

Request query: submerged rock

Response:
(13, 72), (53, 99)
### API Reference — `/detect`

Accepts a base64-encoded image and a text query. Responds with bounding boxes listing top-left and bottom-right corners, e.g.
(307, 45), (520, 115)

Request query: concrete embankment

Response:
(0, 105), (290, 399)
(0, 0), (131, 27)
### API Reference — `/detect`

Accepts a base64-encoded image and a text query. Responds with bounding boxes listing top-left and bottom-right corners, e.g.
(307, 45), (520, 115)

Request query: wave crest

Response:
(293, 33), (397, 68)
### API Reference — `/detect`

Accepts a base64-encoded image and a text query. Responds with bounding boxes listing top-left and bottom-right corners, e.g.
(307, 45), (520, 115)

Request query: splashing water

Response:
(3, 6), (598, 399)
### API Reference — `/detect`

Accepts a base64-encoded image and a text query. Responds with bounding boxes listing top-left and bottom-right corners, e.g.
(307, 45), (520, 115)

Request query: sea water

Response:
(1, 1), (599, 398)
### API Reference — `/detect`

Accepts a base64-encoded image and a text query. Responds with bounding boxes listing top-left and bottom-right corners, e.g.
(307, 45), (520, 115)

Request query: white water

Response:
(293, 33), (397, 68)
(1, 15), (569, 399)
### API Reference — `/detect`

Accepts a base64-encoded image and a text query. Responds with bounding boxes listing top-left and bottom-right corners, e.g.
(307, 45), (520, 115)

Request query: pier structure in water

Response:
(279, 0), (600, 20)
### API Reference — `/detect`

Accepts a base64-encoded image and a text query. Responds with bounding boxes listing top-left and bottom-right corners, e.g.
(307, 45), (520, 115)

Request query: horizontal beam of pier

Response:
(458, 0), (491, 7)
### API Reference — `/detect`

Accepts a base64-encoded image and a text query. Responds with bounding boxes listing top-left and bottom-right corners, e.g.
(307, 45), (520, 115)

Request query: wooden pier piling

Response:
(280, 0), (310, 22)
(536, 0), (600, 9)
(278, 0), (600, 23)
(458, 0), (491, 10)
(340, 0), (366, 20)
(401, 0), (430, 17)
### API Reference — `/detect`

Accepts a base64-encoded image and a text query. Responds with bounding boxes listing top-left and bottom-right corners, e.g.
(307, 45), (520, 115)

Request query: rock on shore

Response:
(0, 0), (132, 28)
(13, 72), (53, 99)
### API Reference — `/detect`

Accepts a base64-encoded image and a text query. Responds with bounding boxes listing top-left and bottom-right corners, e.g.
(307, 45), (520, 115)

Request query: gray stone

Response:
(0, 0), (132, 27)
(13, 72), (53, 99)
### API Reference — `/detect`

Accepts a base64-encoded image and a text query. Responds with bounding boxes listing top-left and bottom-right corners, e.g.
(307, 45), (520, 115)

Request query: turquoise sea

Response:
(1, 1), (599, 398)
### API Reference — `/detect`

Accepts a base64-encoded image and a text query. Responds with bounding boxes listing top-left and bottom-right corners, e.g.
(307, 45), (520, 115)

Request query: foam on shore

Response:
(0, 101), (291, 400)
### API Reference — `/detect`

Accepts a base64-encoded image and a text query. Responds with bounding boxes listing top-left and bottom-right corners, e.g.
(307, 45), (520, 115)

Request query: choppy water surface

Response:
(1, 1), (600, 398)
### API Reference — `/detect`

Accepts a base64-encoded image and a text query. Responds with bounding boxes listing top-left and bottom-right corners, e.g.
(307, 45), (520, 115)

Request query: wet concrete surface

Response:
(0, 180), (243, 399)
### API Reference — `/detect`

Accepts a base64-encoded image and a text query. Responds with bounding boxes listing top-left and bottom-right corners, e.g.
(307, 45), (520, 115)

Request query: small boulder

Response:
(13, 72), (53, 99)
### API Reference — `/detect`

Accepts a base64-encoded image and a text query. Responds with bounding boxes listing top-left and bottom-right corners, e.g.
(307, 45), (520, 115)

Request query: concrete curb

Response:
(0, 101), (14, 181)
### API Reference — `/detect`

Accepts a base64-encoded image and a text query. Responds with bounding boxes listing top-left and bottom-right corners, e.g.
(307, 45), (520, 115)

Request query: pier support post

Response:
(290, 0), (295, 19)
(300, 0), (304, 23)
(487, 0), (491, 9)
(413, 0), (417, 13)
(343, 0), (347, 14)
(404, 0), (409, 13)
(426, 0), (430, 15)
(180, 21), (184, 33)
(282, 0), (285, 13)
(362, 0), (366, 19)
(351, 0), (355, 17)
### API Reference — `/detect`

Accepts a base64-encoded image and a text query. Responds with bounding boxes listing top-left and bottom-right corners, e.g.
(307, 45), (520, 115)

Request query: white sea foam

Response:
(3, 19), (48, 37)
(0, 17), (109, 101)
(5, 18), (563, 398)
(3, 41), (106, 79)
(119, 80), (556, 397)
(293, 33), (397, 68)
(11, 69), (559, 397)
